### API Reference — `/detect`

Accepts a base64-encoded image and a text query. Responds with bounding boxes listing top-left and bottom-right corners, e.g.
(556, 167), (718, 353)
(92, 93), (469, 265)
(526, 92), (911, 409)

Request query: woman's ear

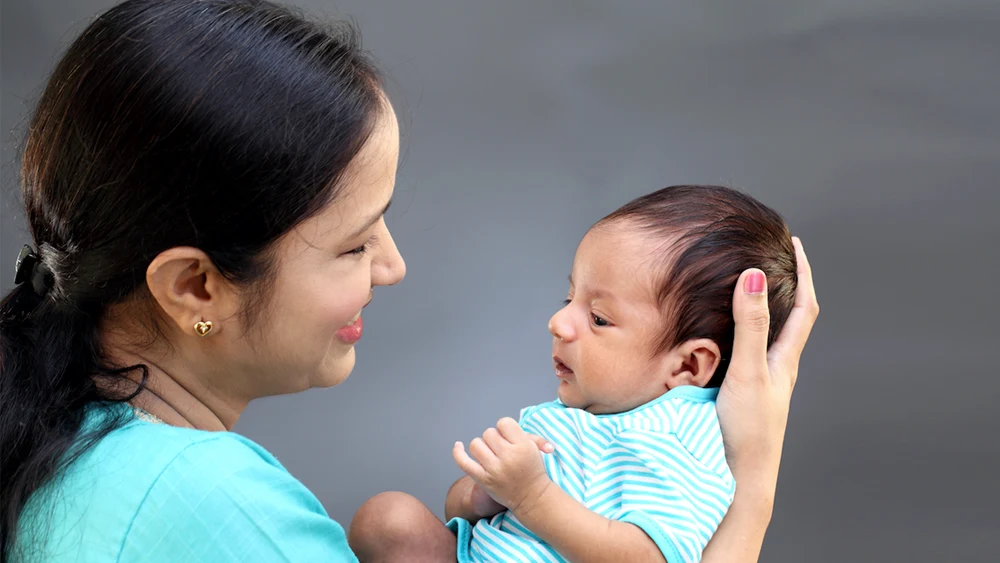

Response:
(145, 247), (236, 337)
(660, 338), (722, 389)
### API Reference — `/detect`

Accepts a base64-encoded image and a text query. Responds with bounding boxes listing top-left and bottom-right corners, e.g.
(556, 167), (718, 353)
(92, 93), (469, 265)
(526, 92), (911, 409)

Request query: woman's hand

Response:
(702, 237), (818, 563)
(719, 236), (818, 491)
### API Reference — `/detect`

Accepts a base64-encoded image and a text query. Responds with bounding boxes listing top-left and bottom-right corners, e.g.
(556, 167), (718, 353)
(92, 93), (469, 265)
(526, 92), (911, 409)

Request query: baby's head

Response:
(549, 185), (797, 414)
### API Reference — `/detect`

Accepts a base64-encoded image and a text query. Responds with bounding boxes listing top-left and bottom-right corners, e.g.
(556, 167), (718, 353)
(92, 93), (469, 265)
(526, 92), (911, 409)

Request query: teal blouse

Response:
(11, 404), (358, 562)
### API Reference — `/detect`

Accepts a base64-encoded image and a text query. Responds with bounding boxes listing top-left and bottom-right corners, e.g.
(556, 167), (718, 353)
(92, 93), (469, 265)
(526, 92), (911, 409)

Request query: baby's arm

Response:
(454, 418), (665, 563)
(512, 483), (666, 563)
(446, 430), (555, 522)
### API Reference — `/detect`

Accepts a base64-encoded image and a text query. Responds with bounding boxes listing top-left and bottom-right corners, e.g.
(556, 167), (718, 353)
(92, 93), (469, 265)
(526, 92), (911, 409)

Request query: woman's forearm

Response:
(701, 480), (775, 563)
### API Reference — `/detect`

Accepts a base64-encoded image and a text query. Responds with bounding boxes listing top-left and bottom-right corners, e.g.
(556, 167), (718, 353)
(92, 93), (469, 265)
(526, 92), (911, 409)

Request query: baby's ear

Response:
(662, 339), (721, 389)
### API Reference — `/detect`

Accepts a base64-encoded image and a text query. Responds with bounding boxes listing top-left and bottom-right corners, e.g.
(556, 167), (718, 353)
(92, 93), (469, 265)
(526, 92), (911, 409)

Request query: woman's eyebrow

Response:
(348, 199), (392, 239)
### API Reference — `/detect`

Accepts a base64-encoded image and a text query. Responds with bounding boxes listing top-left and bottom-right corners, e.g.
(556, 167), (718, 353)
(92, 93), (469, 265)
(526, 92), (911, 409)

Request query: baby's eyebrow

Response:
(569, 275), (619, 304)
(589, 288), (618, 303)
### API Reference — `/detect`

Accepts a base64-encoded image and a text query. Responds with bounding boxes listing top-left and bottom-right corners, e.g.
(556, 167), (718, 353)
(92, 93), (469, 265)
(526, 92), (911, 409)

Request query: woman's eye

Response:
(591, 313), (610, 327)
(347, 242), (370, 256)
(345, 235), (379, 256)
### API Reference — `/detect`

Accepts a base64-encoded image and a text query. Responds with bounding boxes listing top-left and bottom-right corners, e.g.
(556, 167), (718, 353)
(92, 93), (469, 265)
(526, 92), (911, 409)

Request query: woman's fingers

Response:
(768, 237), (820, 388)
(729, 268), (771, 386)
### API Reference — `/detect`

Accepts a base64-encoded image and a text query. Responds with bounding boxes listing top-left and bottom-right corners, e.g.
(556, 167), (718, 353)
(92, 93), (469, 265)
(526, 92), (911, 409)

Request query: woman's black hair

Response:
(0, 0), (386, 556)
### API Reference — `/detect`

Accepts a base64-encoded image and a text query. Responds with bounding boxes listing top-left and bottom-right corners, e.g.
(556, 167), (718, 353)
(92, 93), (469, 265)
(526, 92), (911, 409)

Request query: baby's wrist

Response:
(507, 477), (554, 521)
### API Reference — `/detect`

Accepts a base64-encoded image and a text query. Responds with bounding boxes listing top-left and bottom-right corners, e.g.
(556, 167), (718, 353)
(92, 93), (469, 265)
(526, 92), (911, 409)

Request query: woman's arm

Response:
(701, 237), (819, 563)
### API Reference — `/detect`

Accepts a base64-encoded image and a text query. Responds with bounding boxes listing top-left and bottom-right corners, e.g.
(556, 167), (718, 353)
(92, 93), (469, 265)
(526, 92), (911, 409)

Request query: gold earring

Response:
(194, 320), (214, 337)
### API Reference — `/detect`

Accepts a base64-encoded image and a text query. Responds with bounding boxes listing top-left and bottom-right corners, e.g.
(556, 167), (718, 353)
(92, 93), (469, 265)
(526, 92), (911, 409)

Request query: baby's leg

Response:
(349, 491), (457, 563)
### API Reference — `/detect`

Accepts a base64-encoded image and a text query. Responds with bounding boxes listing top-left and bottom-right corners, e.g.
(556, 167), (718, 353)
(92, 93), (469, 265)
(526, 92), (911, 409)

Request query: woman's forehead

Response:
(291, 109), (400, 242)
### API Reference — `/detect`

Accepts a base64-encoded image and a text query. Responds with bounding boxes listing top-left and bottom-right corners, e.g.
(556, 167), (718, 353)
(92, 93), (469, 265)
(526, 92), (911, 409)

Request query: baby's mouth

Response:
(553, 356), (574, 379)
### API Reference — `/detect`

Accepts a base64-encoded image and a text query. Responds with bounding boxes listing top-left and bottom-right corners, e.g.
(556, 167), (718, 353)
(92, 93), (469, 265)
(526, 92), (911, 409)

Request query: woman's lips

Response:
(336, 293), (372, 345)
(335, 315), (363, 344)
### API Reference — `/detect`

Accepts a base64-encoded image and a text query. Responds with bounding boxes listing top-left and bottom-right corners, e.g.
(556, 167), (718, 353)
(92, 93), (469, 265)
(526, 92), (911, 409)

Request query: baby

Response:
(350, 185), (797, 563)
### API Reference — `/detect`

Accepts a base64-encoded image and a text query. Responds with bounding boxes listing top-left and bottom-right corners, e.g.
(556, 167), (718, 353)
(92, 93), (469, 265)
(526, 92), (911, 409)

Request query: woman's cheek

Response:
(328, 278), (371, 326)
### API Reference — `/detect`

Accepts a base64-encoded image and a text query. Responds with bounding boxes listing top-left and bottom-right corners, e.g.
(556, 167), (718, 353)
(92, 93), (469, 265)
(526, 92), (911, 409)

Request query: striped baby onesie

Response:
(447, 385), (734, 563)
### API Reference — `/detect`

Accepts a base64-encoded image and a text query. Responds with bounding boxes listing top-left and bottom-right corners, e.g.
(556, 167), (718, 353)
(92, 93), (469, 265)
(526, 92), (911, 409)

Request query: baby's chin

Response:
(558, 384), (658, 415)
(556, 382), (583, 408)
(557, 385), (608, 414)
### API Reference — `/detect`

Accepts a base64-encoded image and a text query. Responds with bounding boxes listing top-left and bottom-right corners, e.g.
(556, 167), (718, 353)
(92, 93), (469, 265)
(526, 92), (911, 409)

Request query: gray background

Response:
(3, 1), (998, 561)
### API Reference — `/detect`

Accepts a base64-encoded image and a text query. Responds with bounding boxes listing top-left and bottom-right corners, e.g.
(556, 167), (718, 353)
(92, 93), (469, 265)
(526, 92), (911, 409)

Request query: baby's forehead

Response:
(585, 221), (682, 267)
(577, 225), (675, 302)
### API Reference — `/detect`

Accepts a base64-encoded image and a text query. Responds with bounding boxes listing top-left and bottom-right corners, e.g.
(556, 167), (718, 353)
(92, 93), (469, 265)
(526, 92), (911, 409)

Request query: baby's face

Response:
(548, 225), (673, 414)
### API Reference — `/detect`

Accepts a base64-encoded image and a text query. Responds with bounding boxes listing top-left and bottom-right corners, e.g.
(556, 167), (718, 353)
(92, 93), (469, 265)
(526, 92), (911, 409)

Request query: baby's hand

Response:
(453, 418), (554, 515)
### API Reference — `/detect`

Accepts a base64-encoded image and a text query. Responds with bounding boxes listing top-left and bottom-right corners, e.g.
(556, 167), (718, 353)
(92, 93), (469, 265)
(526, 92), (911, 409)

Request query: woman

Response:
(0, 1), (818, 562)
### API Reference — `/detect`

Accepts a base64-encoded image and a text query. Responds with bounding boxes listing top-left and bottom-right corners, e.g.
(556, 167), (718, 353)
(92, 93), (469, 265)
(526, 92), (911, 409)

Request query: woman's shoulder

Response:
(107, 411), (286, 477)
(67, 405), (287, 494)
(17, 405), (356, 563)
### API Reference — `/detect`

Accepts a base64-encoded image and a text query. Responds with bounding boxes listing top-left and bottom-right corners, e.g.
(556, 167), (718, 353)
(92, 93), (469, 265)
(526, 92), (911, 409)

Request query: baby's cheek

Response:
(602, 370), (645, 402)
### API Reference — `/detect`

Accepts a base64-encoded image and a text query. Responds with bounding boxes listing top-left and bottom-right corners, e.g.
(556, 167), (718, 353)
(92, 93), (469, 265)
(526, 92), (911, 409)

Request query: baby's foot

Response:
(469, 482), (506, 517)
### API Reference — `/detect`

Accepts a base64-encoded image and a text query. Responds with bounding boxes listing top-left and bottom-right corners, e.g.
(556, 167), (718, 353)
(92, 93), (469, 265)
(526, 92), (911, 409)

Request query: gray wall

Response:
(3, 1), (998, 561)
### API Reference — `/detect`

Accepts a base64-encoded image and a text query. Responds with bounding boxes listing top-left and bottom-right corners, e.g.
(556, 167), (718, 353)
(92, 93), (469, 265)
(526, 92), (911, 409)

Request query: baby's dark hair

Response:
(596, 185), (797, 387)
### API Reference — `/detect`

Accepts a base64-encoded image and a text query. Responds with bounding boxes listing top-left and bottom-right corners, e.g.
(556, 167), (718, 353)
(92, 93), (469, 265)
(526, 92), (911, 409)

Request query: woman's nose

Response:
(372, 227), (406, 287)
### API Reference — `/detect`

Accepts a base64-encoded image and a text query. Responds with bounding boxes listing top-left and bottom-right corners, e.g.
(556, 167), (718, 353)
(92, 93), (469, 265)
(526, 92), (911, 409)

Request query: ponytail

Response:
(0, 249), (138, 558)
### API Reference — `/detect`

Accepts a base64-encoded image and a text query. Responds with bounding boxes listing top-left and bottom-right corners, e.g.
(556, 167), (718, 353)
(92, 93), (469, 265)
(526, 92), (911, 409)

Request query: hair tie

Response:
(14, 245), (53, 297)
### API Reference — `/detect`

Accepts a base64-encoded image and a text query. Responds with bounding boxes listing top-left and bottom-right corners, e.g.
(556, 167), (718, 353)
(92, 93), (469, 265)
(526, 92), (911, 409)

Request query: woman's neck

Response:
(99, 330), (246, 431)
(124, 359), (242, 431)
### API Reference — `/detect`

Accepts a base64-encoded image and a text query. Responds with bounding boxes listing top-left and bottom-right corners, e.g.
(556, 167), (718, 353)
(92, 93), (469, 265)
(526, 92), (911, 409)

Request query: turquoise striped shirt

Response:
(448, 386), (734, 563)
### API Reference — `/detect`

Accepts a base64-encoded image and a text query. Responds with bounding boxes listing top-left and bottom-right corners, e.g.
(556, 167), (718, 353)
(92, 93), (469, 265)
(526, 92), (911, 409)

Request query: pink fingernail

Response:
(745, 271), (766, 294)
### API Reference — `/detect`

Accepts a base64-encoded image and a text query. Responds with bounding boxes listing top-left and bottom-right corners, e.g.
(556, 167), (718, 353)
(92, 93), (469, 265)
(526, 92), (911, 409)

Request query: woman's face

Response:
(228, 103), (405, 398)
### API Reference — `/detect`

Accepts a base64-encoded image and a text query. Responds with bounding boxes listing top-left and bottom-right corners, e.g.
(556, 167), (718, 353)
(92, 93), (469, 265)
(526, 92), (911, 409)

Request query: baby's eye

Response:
(562, 298), (571, 307)
(591, 313), (610, 327)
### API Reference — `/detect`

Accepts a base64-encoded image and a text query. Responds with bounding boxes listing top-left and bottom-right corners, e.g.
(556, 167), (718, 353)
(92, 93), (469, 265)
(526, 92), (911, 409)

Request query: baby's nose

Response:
(548, 309), (576, 341)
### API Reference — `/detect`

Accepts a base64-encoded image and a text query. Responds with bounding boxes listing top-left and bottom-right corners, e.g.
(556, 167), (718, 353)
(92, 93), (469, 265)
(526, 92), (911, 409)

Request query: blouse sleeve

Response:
(118, 434), (358, 563)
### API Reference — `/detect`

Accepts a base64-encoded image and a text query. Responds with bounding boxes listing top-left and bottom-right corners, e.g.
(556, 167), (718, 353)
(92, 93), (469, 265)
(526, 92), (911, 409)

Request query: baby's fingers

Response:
(453, 442), (487, 482)
(526, 434), (555, 453)
(496, 418), (554, 453)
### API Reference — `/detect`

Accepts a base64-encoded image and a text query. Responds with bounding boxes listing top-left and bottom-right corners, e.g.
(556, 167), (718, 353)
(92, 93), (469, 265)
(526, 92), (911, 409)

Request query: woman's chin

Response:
(312, 349), (356, 388)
